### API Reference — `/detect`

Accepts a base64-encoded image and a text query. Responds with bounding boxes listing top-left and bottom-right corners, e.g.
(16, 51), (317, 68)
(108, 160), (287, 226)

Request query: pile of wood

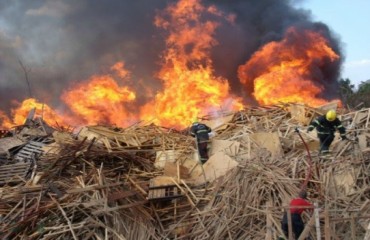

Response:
(0, 103), (369, 239)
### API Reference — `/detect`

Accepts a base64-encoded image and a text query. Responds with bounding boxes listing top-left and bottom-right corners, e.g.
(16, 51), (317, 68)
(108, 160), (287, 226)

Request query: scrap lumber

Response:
(0, 103), (369, 239)
(14, 140), (45, 162)
(0, 162), (31, 185)
(0, 137), (25, 154)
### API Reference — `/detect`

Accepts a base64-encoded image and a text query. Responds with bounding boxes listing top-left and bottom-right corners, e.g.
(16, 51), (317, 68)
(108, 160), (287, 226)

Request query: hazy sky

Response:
(296, 0), (370, 87)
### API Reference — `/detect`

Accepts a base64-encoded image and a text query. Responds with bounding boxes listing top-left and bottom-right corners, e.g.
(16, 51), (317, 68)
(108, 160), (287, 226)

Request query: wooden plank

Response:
(364, 222), (370, 240)
(126, 174), (147, 195)
(155, 150), (179, 169)
(314, 202), (321, 240)
(298, 215), (315, 240)
(163, 162), (189, 179)
(67, 182), (126, 193)
(49, 195), (78, 240)
(0, 171), (28, 176)
(0, 163), (30, 170)
(209, 139), (240, 157)
(14, 140), (45, 161)
(265, 201), (272, 240)
(0, 172), (27, 179)
(107, 190), (136, 202)
(350, 215), (356, 239)
(316, 101), (339, 114)
(248, 132), (283, 157)
(0, 137), (24, 153)
(0, 163), (30, 182)
(0, 173), (27, 180)
(287, 209), (293, 240)
(194, 151), (238, 184)
(92, 200), (147, 215)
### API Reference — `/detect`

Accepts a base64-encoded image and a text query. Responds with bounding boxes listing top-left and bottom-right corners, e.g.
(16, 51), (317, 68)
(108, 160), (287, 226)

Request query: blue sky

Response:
(296, 0), (370, 87)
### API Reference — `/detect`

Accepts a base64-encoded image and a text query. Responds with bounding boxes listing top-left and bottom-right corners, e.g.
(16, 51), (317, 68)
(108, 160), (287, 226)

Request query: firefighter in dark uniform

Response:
(190, 118), (212, 164)
(307, 110), (346, 154)
(281, 191), (313, 240)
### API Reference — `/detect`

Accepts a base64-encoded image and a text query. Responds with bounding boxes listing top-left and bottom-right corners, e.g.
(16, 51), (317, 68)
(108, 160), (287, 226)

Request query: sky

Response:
(296, 0), (370, 87)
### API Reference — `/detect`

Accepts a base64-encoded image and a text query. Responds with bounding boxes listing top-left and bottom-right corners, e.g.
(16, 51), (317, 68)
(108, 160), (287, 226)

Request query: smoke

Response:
(0, 0), (169, 112)
(0, 0), (342, 112)
(205, 0), (342, 101)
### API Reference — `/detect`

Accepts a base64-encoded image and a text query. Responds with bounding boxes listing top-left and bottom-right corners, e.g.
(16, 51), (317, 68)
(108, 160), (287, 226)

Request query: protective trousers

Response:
(318, 133), (334, 154)
(281, 213), (305, 239)
(197, 142), (209, 163)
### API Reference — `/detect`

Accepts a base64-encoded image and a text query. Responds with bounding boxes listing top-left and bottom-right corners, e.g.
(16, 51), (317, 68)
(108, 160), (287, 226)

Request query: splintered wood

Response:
(0, 103), (369, 239)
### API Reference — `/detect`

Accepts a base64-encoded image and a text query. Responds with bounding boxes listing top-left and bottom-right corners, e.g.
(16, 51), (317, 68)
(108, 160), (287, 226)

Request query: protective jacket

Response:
(190, 123), (211, 142)
(307, 116), (346, 137)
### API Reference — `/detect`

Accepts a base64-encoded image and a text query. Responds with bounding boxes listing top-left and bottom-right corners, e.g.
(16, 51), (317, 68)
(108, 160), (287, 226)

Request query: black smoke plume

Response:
(0, 0), (342, 113)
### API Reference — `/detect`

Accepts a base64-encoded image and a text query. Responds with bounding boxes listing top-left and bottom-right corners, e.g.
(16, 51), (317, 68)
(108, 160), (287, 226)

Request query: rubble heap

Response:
(0, 103), (369, 239)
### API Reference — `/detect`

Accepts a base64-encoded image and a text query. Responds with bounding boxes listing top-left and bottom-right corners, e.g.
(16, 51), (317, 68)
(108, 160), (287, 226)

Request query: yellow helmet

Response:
(326, 110), (336, 121)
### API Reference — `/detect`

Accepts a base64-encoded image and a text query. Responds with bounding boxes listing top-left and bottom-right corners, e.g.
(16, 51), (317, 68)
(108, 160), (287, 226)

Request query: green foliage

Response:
(338, 78), (355, 107)
(338, 78), (370, 108)
(339, 78), (355, 95)
(355, 81), (370, 107)
(358, 81), (370, 94)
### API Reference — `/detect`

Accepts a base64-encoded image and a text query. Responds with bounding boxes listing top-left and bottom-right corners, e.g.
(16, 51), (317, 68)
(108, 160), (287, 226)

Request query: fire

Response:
(1, 3), (344, 131)
(111, 61), (130, 79)
(238, 27), (340, 106)
(141, 0), (242, 128)
(61, 63), (137, 126)
(0, 98), (67, 129)
(0, 110), (12, 129)
(0, 62), (137, 130)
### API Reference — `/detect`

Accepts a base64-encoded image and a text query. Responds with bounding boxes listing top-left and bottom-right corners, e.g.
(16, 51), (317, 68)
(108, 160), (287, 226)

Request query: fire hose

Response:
(295, 128), (359, 191)
(295, 127), (313, 191)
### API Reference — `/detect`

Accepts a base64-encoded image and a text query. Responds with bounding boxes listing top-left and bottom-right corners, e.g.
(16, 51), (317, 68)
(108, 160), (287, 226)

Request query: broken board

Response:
(0, 162), (31, 185)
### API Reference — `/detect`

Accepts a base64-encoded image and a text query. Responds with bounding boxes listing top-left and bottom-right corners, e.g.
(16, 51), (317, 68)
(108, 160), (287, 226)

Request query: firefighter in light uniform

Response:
(190, 118), (212, 164)
(307, 110), (346, 154)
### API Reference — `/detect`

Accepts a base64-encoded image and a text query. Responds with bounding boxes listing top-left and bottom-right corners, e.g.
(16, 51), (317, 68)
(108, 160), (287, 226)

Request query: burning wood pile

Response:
(0, 103), (369, 239)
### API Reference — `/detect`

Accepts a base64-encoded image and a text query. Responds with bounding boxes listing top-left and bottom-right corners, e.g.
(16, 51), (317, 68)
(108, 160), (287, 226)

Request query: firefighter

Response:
(281, 191), (313, 240)
(190, 118), (211, 164)
(307, 109), (346, 154)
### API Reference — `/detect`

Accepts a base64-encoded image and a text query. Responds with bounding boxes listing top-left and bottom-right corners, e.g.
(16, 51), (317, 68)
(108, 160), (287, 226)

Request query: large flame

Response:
(0, 98), (67, 129)
(1, 3), (344, 131)
(238, 27), (340, 106)
(1, 62), (137, 130)
(140, 0), (242, 128)
(61, 62), (137, 126)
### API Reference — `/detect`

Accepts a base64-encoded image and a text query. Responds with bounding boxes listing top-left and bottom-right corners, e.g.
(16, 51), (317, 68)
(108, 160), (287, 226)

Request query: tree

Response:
(338, 78), (370, 109)
(358, 80), (370, 94)
(338, 78), (355, 107)
(356, 81), (370, 107)
(339, 78), (355, 95)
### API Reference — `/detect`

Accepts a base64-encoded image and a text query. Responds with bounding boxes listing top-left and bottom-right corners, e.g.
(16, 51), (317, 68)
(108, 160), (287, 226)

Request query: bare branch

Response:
(18, 59), (33, 98)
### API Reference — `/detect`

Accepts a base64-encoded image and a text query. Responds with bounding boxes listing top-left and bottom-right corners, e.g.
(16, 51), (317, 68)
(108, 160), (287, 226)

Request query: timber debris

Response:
(0, 102), (369, 239)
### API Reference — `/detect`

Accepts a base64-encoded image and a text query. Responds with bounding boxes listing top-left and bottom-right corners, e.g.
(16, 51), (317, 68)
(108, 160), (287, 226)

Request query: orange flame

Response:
(0, 98), (67, 129)
(141, 0), (242, 128)
(1, 5), (344, 131)
(0, 110), (12, 129)
(0, 62), (137, 130)
(238, 27), (340, 106)
(61, 62), (137, 126)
